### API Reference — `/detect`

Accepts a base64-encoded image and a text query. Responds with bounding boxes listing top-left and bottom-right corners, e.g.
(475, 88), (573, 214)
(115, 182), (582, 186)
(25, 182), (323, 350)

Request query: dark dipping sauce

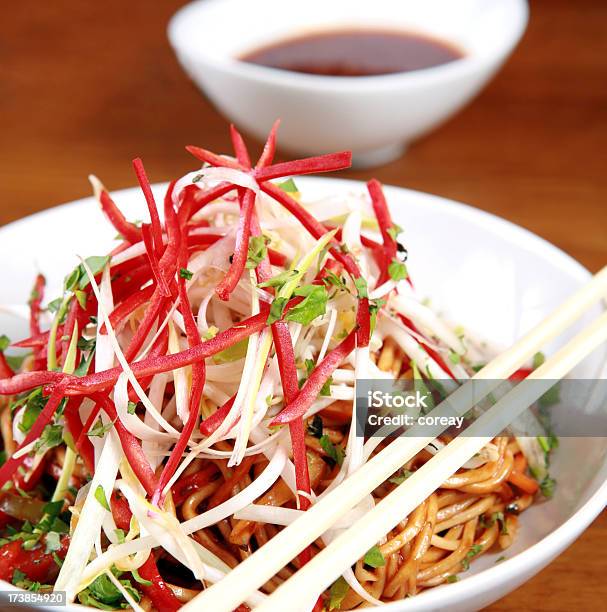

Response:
(240, 29), (464, 77)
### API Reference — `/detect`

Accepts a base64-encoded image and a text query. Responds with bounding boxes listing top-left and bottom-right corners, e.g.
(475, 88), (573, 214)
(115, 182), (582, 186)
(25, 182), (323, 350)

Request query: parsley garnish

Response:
(179, 268), (193, 280)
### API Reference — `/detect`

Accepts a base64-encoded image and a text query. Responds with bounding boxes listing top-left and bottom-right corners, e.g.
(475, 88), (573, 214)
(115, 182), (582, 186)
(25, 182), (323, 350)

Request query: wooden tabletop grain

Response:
(2, 1), (606, 609)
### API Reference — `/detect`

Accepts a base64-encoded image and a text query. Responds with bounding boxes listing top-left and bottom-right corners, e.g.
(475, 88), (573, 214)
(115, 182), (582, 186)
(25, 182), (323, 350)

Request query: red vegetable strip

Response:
(95, 182), (142, 244)
(29, 274), (45, 337)
(101, 284), (155, 334)
(267, 248), (287, 267)
(137, 554), (183, 611)
(0, 386), (66, 489)
(132, 157), (164, 256)
(0, 536), (69, 583)
(230, 124), (252, 168)
(261, 182), (371, 347)
(188, 182), (236, 217)
(260, 182), (358, 277)
(270, 329), (357, 425)
(254, 151), (352, 182)
(215, 188), (256, 301)
(367, 179), (397, 285)
(142, 224), (171, 297)
(237, 130), (313, 521)
(153, 212), (206, 505)
(0, 353), (14, 380)
(92, 394), (157, 497)
(257, 119), (280, 168)
(63, 397), (95, 473)
(200, 395), (236, 436)
(123, 290), (166, 363)
(0, 310), (270, 397)
(185, 145), (244, 170)
(171, 464), (218, 506)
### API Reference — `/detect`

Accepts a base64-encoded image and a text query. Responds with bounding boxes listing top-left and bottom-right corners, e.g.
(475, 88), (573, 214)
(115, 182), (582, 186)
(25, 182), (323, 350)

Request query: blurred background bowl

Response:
(168, 0), (528, 167)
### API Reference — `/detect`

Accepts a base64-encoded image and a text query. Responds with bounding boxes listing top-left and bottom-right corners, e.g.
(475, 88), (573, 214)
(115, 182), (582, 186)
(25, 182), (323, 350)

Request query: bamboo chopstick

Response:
(184, 266), (607, 612)
(258, 309), (607, 611)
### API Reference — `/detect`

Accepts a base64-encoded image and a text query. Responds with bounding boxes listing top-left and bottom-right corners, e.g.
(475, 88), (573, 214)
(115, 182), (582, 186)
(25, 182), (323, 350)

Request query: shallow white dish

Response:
(0, 177), (605, 611)
(168, 0), (528, 167)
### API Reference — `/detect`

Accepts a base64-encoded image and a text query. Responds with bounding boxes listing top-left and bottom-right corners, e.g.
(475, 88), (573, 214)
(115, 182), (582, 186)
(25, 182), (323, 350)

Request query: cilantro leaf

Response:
(33, 424), (63, 454)
(0, 335), (10, 352)
(328, 576), (349, 610)
(179, 268), (193, 280)
(363, 545), (385, 568)
(319, 435), (345, 466)
(94, 485), (110, 511)
(278, 178), (299, 193)
(285, 285), (327, 325)
(246, 235), (270, 269)
(388, 259), (408, 282)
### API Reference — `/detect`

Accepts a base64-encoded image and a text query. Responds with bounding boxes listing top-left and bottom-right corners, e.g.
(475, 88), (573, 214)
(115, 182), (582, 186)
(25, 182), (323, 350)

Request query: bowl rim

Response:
(167, 0), (529, 93)
(0, 175), (605, 612)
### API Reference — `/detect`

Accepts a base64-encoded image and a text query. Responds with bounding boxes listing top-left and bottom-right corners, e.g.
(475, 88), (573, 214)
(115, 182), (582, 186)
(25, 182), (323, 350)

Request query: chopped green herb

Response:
(322, 271), (350, 294)
(278, 178), (299, 193)
(127, 401), (137, 415)
(532, 352), (545, 369)
(302, 359), (332, 396)
(319, 435), (345, 466)
(388, 259), (408, 282)
(266, 296), (289, 325)
(213, 337), (249, 364)
(328, 576), (349, 610)
(258, 269), (298, 290)
(33, 424), (63, 454)
(0, 335), (10, 352)
(495, 555), (507, 563)
(353, 277), (368, 299)
(285, 285), (328, 325)
(363, 545), (386, 568)
(446, 574), (459, 583)
(540, 475), (556, 498)
(246, 235), (270, 269)
(45, 531), (62, 554)
(88, 419), (115, 438)
(461, 544), (483, 570)
(448, 351), (461, 365)
(389, 469), (413, 485)
(94, 485), (110, 511)
(131, 569), (152, 586)
(115, 529), (126, 544)
(65, 256), (111, 292)
(179, 268), (194, 280)
(47, 298), (63, 314)
(368, 298), (386, 335)
(387, 224), (403, 242)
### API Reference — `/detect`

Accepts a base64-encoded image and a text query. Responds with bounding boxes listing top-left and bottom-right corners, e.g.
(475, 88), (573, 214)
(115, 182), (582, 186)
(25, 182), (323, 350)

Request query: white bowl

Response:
(0, 178), (605, 612)
(168, 0), (528, 167)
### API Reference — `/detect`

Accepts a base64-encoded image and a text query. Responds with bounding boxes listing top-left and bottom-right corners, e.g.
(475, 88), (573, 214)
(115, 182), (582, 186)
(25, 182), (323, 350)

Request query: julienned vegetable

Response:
(0, 123), (556, 610)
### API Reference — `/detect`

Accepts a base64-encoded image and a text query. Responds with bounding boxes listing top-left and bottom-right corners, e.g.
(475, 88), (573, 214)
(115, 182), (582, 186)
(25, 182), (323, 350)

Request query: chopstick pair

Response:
(184, 266), (607, 612)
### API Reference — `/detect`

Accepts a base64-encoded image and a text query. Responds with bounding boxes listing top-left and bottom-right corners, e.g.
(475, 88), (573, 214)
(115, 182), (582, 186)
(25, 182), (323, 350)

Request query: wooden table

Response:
(2, 1), (606, 609)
